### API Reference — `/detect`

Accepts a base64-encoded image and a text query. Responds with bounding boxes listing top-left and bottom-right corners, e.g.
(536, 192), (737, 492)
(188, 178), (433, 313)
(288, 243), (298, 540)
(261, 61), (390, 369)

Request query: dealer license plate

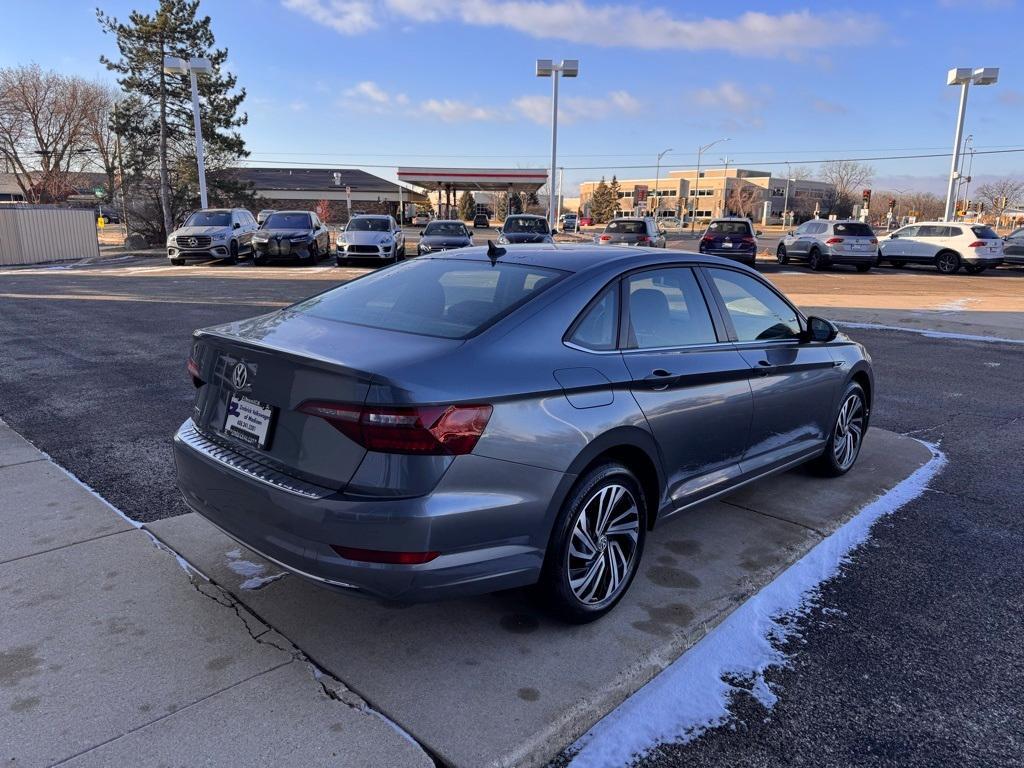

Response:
(722, 241), (733, 248)
(224, 394), (275, 449)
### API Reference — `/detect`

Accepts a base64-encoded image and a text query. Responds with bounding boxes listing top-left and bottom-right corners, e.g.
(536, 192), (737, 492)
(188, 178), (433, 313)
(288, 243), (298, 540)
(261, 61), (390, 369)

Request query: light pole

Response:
(961, 145), (977, 217)
(690, 137), (729, 234)
(654, 147), (672, 221)
(163, 56), (213, 209)
(943, 67), (998, 222)
(782, 177), (794, 228)
(536, 58), (578, 231)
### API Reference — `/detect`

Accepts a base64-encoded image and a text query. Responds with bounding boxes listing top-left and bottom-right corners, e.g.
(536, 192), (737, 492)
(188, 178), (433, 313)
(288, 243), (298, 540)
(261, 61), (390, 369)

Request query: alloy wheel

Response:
(937, 251), (960, 274)
(833, 391), (865, 471)
(567, 484), (641, 606)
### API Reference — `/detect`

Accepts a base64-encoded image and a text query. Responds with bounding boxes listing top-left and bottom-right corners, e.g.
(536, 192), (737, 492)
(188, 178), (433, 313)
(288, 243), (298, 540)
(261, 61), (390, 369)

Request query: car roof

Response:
(425, 219), (464, 224)
(421, 242), (742, 274)
(352, 214), (390, 219)
(709, 216), (750, 222)
(267, 209), (312, 215)
(505, 214), (546, 219)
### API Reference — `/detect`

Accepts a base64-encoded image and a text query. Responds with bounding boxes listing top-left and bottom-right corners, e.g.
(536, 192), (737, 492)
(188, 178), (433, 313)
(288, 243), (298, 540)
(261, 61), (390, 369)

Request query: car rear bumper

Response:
(825, 249), (876, 264)
(699, 247), (756, 264)
(964, 255), (1003, 266)
(173, 419), (565, 601)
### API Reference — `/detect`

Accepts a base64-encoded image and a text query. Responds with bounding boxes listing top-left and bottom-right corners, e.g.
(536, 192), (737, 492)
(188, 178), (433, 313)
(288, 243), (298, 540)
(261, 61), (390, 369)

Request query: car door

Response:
(788, 222), (813, 258)
(391, 217), (404, 253)
(618, 266), (754, 509)
(1005, 229), (1024, 260)
(909, 225), (945, 262)
(882, 225), (917, 260)
(702, 266), (842, 474)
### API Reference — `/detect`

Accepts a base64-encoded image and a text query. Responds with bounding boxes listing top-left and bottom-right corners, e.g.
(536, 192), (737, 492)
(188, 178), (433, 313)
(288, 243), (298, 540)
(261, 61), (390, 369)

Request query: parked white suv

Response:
(877, 222), (1004, 274)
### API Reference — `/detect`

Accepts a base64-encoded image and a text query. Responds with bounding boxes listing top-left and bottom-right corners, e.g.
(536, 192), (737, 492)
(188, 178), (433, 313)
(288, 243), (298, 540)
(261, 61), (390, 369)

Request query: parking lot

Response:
(1, 250), (1022, 765)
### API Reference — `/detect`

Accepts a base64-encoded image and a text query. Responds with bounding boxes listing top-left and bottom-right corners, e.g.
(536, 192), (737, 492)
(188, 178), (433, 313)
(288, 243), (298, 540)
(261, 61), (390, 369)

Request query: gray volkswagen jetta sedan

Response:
(174, 244), (873, 622)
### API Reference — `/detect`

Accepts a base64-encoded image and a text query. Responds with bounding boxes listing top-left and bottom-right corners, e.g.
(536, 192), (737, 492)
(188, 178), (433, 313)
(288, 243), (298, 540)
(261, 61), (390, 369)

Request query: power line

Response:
(238, 146), (1024, 172)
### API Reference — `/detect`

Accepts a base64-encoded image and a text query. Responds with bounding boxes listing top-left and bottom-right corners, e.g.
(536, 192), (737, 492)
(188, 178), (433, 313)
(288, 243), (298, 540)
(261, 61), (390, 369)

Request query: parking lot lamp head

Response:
(537, 59), (579, 230)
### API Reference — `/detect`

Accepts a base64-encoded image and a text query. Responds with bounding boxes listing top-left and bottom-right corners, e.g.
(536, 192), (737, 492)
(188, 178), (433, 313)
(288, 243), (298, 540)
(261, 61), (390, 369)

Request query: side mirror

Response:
(233, 222), (241, 229)
(889, 233), (898, 239)
(551, 228), (559, 234)
(803, 316), (838, 343)
(787, 230), (794, 236)
(755, 229), (763, 236)
(419, 230), (425, 236)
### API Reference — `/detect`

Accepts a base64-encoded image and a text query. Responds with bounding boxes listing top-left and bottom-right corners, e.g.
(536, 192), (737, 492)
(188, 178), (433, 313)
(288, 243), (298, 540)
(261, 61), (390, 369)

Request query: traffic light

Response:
(862, 189), (872, 207)
(888, 198), (896, 212)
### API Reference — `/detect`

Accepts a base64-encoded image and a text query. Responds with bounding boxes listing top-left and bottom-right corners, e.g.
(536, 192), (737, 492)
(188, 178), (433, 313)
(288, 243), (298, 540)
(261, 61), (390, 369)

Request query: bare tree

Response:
(818, 160), (874, 201)
(789, 165), (814, 181)
(726, 182), (763, 219)
(80, 82), (120, 204)
(0, 65), (101, 202)
(976, 178), (1024, 221)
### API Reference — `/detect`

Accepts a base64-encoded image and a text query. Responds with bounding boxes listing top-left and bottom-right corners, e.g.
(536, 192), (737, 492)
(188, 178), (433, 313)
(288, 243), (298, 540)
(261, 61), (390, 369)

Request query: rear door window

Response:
(607, 220), (646, 234)
(917, 225), (946, 238)
(707, 220), (752, 236)
(707, 268), (801, 342)
(294, 258), (565, 339)
(624, 268), (717, 349)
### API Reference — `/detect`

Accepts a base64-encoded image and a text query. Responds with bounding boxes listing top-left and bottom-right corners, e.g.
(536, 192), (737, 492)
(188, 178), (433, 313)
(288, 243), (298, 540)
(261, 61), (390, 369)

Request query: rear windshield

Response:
(347, 218), (390, 232)
(504, 217), (550, 234)
(606, 220), (645, 234)
(706, 220), (751, 236)
(423, 222), (468, 236)
(971, 225), (999, 239)
(264, 212), (311, 229)
(833, 222), (874, 237)
(185, 211), (230, 227)
(292, 258), (565, 339)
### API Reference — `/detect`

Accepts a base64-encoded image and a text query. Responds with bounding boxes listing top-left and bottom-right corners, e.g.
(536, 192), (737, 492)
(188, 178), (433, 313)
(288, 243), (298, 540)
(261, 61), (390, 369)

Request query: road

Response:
(1, 253), (1021, 765)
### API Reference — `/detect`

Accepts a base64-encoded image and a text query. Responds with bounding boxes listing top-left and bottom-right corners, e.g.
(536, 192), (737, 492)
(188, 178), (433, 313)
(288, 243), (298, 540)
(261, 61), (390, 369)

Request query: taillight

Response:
(701, 234), (715, 243)
(968, 240), (986, 248)
(870, 238), (878, 244)
(330, 546), (439, 565)
(186, 357), (204, 388)
(740, 236), (756, 245)
(599, 234), (611, 241)
(298, 401), (492, 455)
(637, 235), (649, 242)
(825, 237), (844, 245)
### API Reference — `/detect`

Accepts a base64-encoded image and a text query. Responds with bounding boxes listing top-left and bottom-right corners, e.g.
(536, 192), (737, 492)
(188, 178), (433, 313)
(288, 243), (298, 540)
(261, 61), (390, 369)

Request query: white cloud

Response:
(282, 0), (377, 35)
(691, 82), (768, 114)
(346, 80), (391, 104)
(283, 1), (882, 54)
(288, 100), (309, 112)
(417, 99), (501, 122)
(514, 90), (642, 125)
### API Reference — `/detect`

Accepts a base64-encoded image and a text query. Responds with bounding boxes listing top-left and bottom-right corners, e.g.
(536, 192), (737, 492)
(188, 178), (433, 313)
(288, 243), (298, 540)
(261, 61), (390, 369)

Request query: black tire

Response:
(964, 264), (986, 275)
(252, 256), (265, 267)
(855, 263), (871, 273)
(808, 248), (826, 271)
(307, 241), (319, 265)
(890, 259), (905, 268)
(776, 245), (789, 264)
(537, 462), (647, 623)
(227, 240), (239, 264)
(936, 250), (961, 274)
(169, 258), (184, 266)
(812, 381), (868, 477)
(335, 258), (346, 267)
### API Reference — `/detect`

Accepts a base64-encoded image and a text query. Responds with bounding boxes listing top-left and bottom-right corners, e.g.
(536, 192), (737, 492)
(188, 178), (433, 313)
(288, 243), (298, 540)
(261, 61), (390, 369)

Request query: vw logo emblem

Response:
(232, 362), (250, 390)
(188, 237), (198, 247)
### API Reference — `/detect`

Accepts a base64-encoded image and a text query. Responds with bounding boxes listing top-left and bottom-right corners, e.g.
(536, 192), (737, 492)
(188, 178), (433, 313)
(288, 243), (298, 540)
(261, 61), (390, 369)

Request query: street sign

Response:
(633, 185), (648, 204)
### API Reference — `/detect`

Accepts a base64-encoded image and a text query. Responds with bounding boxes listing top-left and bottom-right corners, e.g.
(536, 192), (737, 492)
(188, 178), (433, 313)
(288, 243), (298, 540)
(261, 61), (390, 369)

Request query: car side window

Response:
(708, 268), (801, 342)
(898, 226), (920, 238)
(568, 286), (619, 351)
(918, 225), (944, 238)
(624, 268), (717, 349)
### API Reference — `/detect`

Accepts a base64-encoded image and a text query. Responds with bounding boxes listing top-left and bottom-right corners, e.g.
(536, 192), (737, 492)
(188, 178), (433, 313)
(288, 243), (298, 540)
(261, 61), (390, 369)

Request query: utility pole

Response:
(690, 137), (729, 234)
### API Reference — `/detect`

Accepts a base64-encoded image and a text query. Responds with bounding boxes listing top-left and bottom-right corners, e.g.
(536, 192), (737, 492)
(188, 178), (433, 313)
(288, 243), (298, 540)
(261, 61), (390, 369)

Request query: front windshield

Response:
(185, 211), (230, 227)
(504, 217), (549, 234)
(424, 222), (468, 236)
(264, 212), (311, 229)
(347, 218), (390, 232)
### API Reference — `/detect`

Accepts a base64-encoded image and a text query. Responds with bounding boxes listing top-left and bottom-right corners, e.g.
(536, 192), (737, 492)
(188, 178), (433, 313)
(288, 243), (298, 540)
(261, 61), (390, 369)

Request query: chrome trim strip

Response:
(176, 422), (330, 499)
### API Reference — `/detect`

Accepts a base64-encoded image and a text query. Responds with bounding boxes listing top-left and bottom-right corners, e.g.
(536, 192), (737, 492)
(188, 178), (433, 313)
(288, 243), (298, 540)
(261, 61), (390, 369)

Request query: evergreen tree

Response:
(609, 175), (621, 216)
(457, 190), (476, 221)
(590, 177), (614, 223)
(98, 1), (249, 239)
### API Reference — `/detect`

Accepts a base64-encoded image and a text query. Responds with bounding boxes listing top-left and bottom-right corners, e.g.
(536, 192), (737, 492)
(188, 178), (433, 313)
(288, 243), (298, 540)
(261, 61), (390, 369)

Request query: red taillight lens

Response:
(637, 235), (649, 242)
(740, 236), (756, 245)
(331, 546), (440, 565)
(186, 358), (204, 388)
(870, 238), (878, 244)
(701, 235), (715, 243)
(825, 237), (844, 245)
(599, 234), (611, 241)
(968, 240), (986, 248)
(298, 401), (492, 455)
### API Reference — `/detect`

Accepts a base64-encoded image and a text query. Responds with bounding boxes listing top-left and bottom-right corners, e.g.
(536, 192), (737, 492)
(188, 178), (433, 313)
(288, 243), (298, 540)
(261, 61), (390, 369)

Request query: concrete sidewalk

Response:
(0, 420), (433, 768)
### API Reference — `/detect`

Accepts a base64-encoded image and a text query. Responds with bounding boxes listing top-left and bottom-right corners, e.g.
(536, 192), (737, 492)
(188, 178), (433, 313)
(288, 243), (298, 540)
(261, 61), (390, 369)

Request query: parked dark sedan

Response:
(174, 245), (872, 622)
(699, 217), (759, 267)
(497, 214), (553, 244)
(252, 210), (331, 266)
(417, 220), (473, 255)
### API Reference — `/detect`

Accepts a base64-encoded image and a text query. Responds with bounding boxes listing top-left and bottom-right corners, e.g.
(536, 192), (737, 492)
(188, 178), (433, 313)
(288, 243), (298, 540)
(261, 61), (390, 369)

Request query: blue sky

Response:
(4, 0), (1023, 194)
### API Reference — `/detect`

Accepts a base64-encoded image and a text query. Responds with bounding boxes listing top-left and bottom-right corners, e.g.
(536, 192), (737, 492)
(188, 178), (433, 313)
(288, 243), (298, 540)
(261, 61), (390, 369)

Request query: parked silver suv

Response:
(167, 208), (259, 265)
(777, 219), (878, 272)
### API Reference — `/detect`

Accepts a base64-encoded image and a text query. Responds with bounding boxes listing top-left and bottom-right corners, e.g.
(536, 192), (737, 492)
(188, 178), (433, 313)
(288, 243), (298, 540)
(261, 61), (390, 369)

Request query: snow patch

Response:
(566, 441), (946, 768)
(225, 549), (286, 590)
(838, 321), (1024, 346)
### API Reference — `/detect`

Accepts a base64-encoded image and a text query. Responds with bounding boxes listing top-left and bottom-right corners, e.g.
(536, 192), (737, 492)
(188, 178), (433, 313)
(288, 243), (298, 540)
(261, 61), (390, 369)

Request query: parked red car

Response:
(577, 215), (593, 226)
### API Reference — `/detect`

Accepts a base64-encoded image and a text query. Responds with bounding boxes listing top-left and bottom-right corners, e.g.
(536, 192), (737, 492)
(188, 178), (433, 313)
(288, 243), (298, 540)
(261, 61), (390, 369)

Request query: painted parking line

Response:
(564, 442), (946, 767)
(836, 321), (1024, 345)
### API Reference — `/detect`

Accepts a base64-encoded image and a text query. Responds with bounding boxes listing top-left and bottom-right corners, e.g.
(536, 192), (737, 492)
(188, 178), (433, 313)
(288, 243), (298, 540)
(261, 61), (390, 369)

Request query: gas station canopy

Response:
(397, 167), (548, 192)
